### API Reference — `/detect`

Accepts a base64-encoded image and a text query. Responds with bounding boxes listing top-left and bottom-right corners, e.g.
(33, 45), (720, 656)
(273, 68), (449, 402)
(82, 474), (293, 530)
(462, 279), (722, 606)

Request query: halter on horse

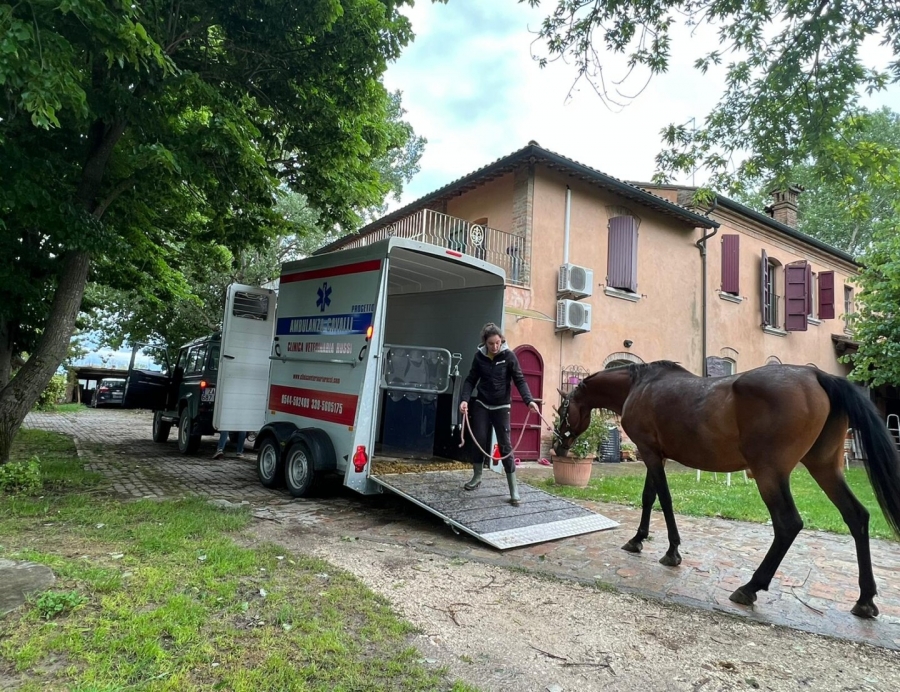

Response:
(554, 361), (900, 618)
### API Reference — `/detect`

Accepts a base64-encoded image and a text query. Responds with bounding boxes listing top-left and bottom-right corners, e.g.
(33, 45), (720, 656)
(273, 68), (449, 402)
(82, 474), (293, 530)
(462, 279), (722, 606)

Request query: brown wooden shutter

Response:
(760, 249), (769, 325)
(607, 216), (638, 292)
(819, 271), (835, 319)
(721, 234), (740, 294)
(785, 261), (809, 331)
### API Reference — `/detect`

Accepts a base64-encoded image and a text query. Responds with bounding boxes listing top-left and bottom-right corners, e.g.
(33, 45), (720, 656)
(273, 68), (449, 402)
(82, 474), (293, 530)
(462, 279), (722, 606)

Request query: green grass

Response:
(535, 465), (899, 541)
(41, 402), (86, 414)
(1, 429), (476, 691)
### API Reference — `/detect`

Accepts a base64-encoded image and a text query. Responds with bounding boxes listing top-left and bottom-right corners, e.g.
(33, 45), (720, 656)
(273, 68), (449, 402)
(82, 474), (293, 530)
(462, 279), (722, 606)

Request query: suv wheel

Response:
(284, 440), (316, 497)
(178, 409), (201, 455)
(257, 437), (283, 488)
(153, 411), (172, 443)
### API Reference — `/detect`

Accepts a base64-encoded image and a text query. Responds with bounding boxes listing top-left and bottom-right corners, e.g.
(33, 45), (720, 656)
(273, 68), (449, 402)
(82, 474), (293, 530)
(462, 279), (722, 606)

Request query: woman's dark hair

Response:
(481, 322), (505, 344)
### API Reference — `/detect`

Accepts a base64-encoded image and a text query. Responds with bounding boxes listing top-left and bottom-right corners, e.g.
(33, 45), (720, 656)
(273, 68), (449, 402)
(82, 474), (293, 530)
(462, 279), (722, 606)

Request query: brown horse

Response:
(553, 361), (900, 618)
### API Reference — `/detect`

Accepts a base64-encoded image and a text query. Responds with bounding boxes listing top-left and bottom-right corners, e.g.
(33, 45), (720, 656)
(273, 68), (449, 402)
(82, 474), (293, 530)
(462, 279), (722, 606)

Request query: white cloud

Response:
(386, 0), (900, 206)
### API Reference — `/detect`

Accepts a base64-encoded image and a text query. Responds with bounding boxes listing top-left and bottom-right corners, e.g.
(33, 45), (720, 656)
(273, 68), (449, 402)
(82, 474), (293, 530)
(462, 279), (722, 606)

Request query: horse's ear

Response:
(557, 387), (568, 399)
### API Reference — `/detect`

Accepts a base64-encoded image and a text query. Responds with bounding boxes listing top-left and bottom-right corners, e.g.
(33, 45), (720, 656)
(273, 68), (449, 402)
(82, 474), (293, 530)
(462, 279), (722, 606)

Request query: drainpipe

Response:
(695, 198), (719, 377)
(563, 186), (571, 265)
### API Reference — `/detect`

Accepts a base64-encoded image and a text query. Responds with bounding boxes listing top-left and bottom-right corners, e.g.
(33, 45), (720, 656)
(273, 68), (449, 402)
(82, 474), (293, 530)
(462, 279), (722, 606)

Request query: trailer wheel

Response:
(256, 437), (283, 488)
(284, 440), (316, 497)
(178, 409), (201, 455)
(152, 411), (171, 443)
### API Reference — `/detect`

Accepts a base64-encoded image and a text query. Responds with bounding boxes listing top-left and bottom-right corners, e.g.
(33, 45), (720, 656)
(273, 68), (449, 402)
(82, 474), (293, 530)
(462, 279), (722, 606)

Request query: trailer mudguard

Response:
(257, 422), (337, 472)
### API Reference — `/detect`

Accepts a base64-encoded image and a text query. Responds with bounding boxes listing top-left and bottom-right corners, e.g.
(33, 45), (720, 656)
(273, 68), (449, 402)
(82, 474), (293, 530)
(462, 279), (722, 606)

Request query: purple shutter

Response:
(760, 249), (769, 325)
(785, 261), (809, 331)
(721, 234), (740, 294)
(608, 216), (637, 292)
(819, 271), (835, 319)
(806, 264), (814, 317)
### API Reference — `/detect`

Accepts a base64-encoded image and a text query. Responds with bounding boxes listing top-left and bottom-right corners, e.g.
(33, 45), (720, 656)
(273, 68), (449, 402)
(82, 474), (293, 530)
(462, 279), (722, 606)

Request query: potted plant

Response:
(620, 441), (638, 462)
(552, 409), (611, 487)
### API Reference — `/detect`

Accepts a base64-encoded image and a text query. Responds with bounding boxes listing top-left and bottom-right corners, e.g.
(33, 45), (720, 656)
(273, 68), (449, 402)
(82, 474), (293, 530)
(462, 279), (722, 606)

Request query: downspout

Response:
(695, 198), (719, 377)
(563, 186), (572, 265)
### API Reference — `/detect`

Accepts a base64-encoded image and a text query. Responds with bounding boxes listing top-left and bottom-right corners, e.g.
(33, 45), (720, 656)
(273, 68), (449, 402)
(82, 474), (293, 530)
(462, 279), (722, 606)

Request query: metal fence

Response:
(340, 209), (529, 286)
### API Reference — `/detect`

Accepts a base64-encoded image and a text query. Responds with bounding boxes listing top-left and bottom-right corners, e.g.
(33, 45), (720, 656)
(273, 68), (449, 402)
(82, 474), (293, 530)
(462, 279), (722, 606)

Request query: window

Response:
(844, 285), (855, 329)
(818, 271), (835, 319)
(706, 357), (735, 377)
(186, 345), (208, 375)
(784, 260), (809, 331)
(761, 250), (780, 327)
(720, 234), (740, 295)
(233, 292), (269, 321)
(207, 342), (220, 373)
(607, 216), (638, 292)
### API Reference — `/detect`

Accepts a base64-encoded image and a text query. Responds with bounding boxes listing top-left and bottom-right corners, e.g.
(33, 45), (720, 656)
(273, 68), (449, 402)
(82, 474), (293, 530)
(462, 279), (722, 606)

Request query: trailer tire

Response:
(178, 409), (201, 455)
(284, 440), (316, 498)
(256, 437), (283, 488)
(153, 411), (171, 443)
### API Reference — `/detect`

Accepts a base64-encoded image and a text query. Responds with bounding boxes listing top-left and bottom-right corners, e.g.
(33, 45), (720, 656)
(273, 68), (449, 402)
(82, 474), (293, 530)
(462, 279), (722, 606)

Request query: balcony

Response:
(339, 209), (528, 286)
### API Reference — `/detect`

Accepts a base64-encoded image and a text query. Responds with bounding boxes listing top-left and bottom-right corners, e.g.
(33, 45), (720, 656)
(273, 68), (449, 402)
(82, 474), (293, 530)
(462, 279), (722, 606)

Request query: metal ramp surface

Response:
(370, 469), (619, 550)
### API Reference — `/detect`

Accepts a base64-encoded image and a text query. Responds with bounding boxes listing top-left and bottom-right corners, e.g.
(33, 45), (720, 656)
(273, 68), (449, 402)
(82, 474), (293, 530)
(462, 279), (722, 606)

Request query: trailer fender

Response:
(290, 428), (337, 472)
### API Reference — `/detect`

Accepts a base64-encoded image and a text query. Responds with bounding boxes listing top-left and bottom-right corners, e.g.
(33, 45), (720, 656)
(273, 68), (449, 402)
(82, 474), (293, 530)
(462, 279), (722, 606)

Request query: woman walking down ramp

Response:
(459, 323), (540, 505)
(553, 361), (900, 618)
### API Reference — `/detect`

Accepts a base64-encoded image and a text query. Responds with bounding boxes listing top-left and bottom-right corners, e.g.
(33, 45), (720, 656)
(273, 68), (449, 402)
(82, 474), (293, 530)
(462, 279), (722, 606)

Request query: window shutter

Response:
(607, 216), (638, 292)
(784, 261), (809, 331)
(721, 234), (740, 294)
(760, 249), (769, 325)
(819, 271), (835, 319)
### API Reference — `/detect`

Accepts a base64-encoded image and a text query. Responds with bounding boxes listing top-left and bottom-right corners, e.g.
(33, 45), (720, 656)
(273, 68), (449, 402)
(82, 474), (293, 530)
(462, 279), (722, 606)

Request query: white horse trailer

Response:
(253, 238), (617, 549)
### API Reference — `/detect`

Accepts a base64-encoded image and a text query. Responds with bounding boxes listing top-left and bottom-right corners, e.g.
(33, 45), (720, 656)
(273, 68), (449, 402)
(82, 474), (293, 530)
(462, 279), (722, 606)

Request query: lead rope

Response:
(458, 406), (558, 463)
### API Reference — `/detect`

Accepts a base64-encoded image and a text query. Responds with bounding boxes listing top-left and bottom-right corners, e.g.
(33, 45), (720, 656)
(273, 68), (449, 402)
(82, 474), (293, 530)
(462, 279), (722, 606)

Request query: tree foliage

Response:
(0, 0), (418, 462)
(524, 0), (900, 193)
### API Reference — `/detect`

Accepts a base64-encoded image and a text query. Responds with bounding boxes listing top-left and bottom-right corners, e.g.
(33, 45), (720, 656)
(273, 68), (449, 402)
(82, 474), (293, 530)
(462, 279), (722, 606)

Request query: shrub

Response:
(34, 374), (68, 411)
(0, 456), (42, 494)
(553, 409), (613, 459)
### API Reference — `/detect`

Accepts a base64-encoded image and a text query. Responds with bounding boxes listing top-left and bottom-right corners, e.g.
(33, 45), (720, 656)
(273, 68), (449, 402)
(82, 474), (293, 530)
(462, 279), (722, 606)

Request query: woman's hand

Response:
(459, 401), (468, 414)
(528, 401), (540, 413)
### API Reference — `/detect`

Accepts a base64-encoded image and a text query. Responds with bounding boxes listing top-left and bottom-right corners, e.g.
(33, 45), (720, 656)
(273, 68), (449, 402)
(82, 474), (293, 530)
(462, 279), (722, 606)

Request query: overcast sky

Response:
(384, 0), (900, 208)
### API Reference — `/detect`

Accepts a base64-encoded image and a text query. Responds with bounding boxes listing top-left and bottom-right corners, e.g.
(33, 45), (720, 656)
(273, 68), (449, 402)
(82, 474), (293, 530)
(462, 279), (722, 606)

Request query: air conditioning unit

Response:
(556, 299), (592, 334)
(558, 263), (593, 299)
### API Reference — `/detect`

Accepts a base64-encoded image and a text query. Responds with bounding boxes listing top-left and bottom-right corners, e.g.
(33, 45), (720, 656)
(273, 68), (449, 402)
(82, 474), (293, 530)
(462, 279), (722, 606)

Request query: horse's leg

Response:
(806, 455), (877, 618)
(729, 470), (803, 606)
(622, 472), (657, 553)
(639, 451), (682, 566)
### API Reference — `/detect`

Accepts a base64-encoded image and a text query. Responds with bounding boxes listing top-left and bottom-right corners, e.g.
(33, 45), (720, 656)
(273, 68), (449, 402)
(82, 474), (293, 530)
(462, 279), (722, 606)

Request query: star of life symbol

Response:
(316, 282), (332, 312)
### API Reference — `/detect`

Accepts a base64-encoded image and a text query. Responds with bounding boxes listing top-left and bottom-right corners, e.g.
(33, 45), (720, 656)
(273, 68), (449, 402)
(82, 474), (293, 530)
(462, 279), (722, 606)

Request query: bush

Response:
(34, 374), (68, 411)
(0, 456), (42, 494)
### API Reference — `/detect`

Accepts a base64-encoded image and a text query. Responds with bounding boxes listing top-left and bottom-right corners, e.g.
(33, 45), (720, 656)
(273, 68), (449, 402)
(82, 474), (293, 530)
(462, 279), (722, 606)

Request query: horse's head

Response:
(553, 387), (592, 457)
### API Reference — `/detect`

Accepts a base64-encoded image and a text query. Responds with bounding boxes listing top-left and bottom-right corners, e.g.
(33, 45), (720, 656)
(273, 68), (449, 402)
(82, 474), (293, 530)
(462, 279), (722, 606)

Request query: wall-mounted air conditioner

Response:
(556, 299), (592, 334)
(557, 263), (593, 300)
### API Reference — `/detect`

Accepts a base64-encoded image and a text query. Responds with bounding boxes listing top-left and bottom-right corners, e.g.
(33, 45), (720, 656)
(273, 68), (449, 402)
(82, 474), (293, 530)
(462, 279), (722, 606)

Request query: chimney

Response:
(766, 185), (803, 228)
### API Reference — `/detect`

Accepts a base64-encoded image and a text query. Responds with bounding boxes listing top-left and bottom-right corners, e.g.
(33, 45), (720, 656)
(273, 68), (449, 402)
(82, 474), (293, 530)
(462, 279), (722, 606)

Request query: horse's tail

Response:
(817, 371), (900, 536)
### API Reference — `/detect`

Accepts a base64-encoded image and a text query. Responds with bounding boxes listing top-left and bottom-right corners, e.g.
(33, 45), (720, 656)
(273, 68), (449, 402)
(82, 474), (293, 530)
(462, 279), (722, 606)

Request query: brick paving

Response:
(23, 408), (900, 651)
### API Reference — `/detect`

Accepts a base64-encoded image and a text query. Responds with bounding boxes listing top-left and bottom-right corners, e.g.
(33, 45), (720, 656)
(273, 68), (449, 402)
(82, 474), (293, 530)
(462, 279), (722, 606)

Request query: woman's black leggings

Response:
(469, 403), (514, 474)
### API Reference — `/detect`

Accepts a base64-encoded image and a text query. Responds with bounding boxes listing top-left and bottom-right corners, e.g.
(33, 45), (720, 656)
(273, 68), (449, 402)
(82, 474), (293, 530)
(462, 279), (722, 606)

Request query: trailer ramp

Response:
(370, 469), (618, 550)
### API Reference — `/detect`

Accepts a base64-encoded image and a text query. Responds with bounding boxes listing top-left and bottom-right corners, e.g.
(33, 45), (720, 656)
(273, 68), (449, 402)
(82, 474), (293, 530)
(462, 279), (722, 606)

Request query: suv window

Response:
(186, 345), (208, 375)
(176, 348), (189, 372)
(207, 342), (220, 373)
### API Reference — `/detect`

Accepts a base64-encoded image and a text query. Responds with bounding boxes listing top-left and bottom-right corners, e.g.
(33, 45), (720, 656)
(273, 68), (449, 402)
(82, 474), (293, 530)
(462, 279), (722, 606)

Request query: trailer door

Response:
(213, 284), (277, 433)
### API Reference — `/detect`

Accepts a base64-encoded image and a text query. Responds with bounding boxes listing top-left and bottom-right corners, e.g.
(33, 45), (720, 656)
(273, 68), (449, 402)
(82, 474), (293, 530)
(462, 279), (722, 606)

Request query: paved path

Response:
(24, 408), (900, 651)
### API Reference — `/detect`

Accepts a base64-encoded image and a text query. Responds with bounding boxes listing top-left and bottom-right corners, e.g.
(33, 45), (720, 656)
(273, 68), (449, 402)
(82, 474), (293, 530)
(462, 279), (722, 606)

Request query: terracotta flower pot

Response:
(551, 456), (593, 488)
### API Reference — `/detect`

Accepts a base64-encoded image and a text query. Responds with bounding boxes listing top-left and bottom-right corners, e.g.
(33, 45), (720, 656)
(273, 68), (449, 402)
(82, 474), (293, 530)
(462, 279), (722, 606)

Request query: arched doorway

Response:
(511, 345), (544, 460)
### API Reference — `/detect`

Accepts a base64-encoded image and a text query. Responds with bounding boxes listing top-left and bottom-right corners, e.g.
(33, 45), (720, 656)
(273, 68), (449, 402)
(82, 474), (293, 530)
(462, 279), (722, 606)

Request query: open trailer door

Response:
(213, 284), (278, 434)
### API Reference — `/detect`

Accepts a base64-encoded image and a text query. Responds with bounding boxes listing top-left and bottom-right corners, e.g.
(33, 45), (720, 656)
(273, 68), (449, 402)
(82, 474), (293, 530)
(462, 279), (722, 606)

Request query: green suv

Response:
(123, 333), (221, 454)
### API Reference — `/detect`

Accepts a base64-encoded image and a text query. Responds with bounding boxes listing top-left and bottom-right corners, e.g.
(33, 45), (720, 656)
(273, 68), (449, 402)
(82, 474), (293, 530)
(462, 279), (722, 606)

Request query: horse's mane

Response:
(577, 360), (689, 391)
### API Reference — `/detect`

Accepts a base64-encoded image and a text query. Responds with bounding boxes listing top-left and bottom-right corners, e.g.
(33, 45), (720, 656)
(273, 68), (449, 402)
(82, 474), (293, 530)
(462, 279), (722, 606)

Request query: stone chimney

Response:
(766, 185), (803, 228)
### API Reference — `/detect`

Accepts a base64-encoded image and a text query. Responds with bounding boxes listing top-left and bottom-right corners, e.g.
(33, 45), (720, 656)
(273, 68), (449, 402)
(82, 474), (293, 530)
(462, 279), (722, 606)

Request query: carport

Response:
(67, 366), (130, 405)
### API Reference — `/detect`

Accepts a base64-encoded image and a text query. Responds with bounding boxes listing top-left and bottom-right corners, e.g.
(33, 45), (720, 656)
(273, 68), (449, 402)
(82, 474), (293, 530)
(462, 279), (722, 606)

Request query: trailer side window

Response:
(233, 291), (269, 321)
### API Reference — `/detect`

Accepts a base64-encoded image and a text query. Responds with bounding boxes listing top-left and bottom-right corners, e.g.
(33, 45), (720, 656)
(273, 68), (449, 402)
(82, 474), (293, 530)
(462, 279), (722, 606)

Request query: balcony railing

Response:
(339, 209), (528, 286)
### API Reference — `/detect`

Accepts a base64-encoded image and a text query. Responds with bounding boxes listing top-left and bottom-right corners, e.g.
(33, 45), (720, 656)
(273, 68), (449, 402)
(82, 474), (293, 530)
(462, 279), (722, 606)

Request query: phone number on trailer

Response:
(279, 394), (343, 415)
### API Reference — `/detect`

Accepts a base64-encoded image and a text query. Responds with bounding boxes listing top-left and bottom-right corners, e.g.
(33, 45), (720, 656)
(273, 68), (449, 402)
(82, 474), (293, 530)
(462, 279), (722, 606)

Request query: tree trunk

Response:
(0, 251), (92, 463)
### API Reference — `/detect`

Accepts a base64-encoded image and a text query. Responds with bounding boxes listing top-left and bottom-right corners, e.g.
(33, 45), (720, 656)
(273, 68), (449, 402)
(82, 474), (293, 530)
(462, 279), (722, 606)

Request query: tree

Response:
(524, 0), (900, 195)
(0, 0), (416, 462)
(734, 107), (900, 256)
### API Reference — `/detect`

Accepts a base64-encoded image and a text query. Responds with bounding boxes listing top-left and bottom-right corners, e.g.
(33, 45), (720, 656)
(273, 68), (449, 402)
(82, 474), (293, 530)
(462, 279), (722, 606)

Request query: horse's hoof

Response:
(851, 601), (879, 619)
(622, 541), (643, 554)
(659, 551), (682, 567)
(729, 587), (757, 606)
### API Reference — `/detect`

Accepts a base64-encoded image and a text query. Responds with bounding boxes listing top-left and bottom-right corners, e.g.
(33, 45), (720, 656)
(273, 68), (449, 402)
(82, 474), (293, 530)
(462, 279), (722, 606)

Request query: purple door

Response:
(511, 345), (544, 460)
